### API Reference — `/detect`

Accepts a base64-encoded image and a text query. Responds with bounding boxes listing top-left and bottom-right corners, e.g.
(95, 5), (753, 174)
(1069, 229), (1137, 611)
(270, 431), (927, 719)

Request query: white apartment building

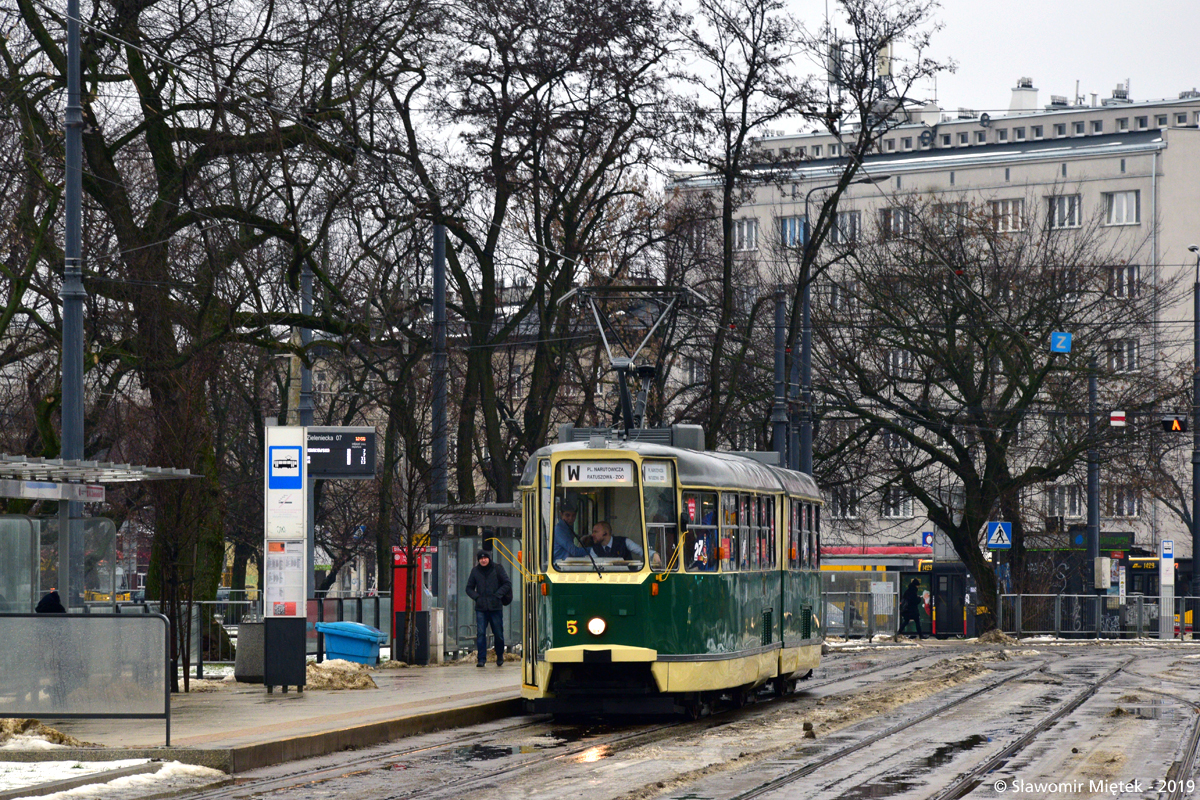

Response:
(671, 79), (1200, 564)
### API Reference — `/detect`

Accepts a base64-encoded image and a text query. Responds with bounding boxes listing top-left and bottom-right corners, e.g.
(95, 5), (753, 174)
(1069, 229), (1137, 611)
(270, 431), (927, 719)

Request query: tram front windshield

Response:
(551, 461), (647, 572)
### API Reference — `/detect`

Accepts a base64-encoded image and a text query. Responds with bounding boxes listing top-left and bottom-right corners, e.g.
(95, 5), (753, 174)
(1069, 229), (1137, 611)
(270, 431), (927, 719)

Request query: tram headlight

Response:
(587, 617), (606, 636)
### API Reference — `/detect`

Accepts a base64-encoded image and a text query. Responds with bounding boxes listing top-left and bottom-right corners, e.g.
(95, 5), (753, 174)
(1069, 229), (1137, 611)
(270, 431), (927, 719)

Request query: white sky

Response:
(792, 0), (1198, 116)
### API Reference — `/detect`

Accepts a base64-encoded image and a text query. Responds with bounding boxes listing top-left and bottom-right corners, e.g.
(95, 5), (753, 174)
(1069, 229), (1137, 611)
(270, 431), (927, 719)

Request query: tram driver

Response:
(587, 521), (660, 567)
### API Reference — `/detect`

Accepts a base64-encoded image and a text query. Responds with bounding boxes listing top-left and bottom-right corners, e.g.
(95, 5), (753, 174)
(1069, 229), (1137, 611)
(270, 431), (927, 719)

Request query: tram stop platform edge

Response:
(8, 660), (524, 774)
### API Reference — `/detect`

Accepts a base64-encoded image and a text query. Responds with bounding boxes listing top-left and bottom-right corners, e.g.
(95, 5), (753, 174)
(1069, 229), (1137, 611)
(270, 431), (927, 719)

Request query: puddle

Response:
(835, 735), (989, 800)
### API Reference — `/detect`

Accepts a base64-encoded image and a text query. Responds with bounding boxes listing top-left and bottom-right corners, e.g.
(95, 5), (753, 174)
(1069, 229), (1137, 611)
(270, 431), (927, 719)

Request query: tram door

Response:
(521, 489), (538, 688)
(933, 571), (966, 637)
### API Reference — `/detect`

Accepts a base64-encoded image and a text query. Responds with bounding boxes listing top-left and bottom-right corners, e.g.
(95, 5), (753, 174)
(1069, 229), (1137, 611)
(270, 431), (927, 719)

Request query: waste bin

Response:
(234, 622), (264, 683)
(315, 621), (388, 666)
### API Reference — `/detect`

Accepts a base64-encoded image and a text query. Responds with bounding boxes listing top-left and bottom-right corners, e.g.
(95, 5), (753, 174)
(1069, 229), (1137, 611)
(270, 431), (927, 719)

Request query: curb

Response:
(0, 698), (524, 774)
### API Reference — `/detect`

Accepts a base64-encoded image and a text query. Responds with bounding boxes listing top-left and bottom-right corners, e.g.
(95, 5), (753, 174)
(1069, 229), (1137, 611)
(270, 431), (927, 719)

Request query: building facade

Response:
(671, 79), (1200, 567)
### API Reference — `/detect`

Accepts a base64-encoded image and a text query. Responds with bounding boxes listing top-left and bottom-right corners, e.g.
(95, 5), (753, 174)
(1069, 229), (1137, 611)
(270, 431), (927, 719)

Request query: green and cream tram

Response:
(518, 436), (823, 716)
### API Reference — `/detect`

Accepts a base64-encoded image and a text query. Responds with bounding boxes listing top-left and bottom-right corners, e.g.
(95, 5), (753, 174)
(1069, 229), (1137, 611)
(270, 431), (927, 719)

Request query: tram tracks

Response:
(173, 647), (943, 800)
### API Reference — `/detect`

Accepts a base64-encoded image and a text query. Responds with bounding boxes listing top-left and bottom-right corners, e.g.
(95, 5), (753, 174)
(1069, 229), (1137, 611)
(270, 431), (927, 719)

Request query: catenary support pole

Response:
(301, 261), (315, 598)
(772, 287), (787, 465)
(61, 0), (86, 607)
(1087, 357), (1100, 596)
(431, 225), (450, 646)
(1192, 264), (1200, 600)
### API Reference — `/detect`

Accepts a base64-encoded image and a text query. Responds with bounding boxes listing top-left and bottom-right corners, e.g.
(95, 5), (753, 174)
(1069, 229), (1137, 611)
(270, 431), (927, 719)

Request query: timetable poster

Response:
(264, 539), (306, 618)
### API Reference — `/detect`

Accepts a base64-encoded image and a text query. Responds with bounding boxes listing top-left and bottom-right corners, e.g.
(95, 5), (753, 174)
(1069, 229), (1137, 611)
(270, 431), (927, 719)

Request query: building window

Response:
(1054, 123), (1066, 137)
(1120, 158), (1126, 173)
(1047, 485), (1083, 518)
(686, 356), (709, 384)
(1110, 265), (1140, 298)
(1004, 167), (1011, 181)
(1104, 191), (1139, 225)
(829, 280), (859, 313)
(1031, 125), (1043, 138)
(991, 199), (1025, 232)
(1156, 115), (1168, 127)
(1053, 268), (1082, 302)
(1105, 486), (1140, 518)
(880, 487), (914, 519)
(958, 132), (968, 145)
(1073, 121), (1085, 135)
(732, 218), (758, 251)
(902, 137), (912, 150)
(880, 207), (913, 240)
(1014, 127), (1025, 140)
(949, 171), (955, 185)
(1107, 339), (1139, 373)
(779, 216), (806, 247)
(886, 139), (895, 151)
(830, 144), (840, 156)
(997, 129), (1008, 142)
(812, 144), (822, 157)
(941, 134), (951, 146)
(882, 425), (913, 451)
(1117, 118), (1128, 131)
(828, 211), (861, 245)
(1091, 120), (1103, 133)
(934, 202), (967, 235)
(830, 486), (859, 519)
(1177, 113), (1188, 125)
(1048, 194), (1081, 229)
(975, 131), (986, 143)
(1136, 116), (1148, 129)
(886, 349), (914, 380)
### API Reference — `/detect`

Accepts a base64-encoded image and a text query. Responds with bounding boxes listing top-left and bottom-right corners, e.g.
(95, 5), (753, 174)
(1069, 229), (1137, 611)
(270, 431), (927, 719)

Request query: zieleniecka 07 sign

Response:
(306, 427), (376, 479)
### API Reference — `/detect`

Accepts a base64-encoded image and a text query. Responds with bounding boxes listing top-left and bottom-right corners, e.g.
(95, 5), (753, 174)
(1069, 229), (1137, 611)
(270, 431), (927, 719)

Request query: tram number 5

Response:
(566, 620), (578, 635)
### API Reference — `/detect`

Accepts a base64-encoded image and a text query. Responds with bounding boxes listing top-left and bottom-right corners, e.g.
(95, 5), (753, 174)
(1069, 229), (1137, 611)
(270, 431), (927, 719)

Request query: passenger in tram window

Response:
(552, 501), (588, 562)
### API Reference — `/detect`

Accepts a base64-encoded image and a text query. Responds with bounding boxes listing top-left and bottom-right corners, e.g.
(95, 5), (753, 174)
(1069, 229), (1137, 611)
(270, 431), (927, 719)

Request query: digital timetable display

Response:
(305, 426), (377, 479)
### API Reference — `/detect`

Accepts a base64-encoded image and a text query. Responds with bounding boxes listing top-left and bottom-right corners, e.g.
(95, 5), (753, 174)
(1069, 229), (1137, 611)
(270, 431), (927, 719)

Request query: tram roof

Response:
(521, 440), (820, 499)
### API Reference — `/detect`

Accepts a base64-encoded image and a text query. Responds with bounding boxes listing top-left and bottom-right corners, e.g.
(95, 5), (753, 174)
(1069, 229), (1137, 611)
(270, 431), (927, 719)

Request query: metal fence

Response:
(824, 591), (899, 638)
(999, 594), (1198, 640)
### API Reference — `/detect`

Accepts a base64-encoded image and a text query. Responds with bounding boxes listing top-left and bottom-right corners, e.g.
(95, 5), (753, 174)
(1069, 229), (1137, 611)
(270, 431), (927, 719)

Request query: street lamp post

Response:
(791, 174), (889, 473)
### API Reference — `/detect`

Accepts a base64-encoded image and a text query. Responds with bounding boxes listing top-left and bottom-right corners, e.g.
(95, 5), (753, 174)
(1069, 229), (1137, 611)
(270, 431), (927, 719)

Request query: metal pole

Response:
(61, 0), (87, 608)
(1087, 357), (1100, 595)
(431, 225), (449, 647)
(300, 262), (316, 598)
(1192, 259), (1200, 599)
(772, 287), (787, 464)
(799, 209), (813, 474)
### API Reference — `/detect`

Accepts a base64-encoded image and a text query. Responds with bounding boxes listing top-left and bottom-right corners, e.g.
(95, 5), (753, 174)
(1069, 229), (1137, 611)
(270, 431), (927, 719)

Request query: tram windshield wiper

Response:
(578, 535), (604, 577)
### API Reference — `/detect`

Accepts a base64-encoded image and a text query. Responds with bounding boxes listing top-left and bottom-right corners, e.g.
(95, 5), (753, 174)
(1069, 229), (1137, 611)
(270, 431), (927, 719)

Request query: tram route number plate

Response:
(561, 461), (634, 484)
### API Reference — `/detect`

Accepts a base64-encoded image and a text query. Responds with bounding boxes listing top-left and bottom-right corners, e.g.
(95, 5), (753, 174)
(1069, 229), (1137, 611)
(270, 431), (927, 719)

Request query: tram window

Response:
(722, 493), (740, 571)
(551, 460), (648, 572)
(742, 495), (756, 570)
(789, 500), (802, 569)
(539, 460), (551, 573)
(643, 461), (677, 570)
(763, 496), (775, 568)
(683, 491), (719, 572)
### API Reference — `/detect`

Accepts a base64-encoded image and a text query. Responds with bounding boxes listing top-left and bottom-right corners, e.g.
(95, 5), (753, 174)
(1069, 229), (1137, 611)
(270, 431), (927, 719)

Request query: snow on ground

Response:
(0, 759), (149, 792)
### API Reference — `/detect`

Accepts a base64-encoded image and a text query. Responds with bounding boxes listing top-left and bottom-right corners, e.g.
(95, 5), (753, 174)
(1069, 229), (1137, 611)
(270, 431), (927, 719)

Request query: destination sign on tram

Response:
(560, 461), (634, 485)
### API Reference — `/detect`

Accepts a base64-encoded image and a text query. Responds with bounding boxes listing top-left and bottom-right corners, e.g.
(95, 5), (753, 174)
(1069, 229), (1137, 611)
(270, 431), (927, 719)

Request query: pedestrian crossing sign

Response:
(986, 521), (1012, 550)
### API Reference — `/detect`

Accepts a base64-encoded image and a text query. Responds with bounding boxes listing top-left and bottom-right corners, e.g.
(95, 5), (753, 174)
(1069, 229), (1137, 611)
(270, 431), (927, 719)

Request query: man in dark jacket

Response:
(898, 578), (925, 639)
(36, 589), (66, 613)
(466, 550), (512, 667)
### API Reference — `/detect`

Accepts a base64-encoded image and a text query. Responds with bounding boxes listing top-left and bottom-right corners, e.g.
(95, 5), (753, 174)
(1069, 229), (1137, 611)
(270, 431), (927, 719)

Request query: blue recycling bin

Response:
(315, 621), (388, 666)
